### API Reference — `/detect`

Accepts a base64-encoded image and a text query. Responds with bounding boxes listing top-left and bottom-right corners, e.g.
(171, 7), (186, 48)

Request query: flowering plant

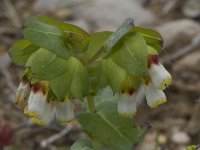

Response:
(10, 16), (172, 150)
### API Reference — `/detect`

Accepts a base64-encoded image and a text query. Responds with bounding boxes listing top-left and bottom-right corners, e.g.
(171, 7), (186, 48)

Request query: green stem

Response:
(87, 96), (96, 113)
(92, 137), (102, 148)
(86, 46), (106, 65)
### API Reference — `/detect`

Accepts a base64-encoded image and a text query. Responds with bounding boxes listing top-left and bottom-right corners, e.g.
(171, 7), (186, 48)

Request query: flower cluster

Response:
(15, 54), (172, 123)
(117, 55), (172, 116)
(144, 55), (172, 108)
(15, 77), (75, 125)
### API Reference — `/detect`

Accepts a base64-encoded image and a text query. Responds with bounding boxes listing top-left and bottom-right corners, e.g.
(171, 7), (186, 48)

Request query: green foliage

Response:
(98, 59), (127, 92)
(70, 138), (109, 150)
(23, 17), (72, 59)
(111, 32), (148, 76)
(133, 26), (163, 51)
(50, 57), (89, 100)
(105, 18), (134, 52)
(186, 145), (200, 150)
(77, 87), (144, 150)
(9, 39), (39, 66)
(82, 32), (112, 61)
(70, 138), (93, 150)
(33, 16), (89, 49)
(26, 48), (69, 80)
(10, 16), (165, 150)
(147, 45), (158, 55)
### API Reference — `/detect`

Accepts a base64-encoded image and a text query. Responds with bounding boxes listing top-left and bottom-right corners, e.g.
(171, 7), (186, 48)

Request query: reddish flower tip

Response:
(148, 55), (159, 67)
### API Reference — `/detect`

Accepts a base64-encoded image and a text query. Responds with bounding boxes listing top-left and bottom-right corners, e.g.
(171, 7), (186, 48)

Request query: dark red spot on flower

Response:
(121, 87), (135, 95)
(148, 55), (159, 67)
(31, 83), (42, 93)
(128, 88), (135, 95)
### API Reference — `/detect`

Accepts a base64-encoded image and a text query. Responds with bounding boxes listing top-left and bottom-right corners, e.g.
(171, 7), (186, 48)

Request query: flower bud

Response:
(24, 82), (53, 125)
(15, 81), (30, 108)
(117, 88), (137, 117)
(143, 81), (167, 108)
(148, 55), (172, 90)
(55, 98), (75, 125)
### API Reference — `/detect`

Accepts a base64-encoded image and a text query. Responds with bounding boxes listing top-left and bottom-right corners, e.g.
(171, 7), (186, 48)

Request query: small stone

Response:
(158, 134), (167, 144)
(74, 0), (155, 31)
(137, 132), (157, 150)
(156, 19), (200, 51)
(55, 9), (71, 19)
(182, 0), (200, 18)
(176, 51), (200, 73)
(171, 130), (190, 145)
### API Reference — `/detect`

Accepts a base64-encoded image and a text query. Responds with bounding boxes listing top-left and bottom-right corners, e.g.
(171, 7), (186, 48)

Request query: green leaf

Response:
(77, 94), (141, 150)
(33, 16), (89, 49)
(34, 16), (88, 36)
(147, 45), (158, 55)
(95, 86), (117, 105)
(111, 32), (148, 76)
(133, 26), (163, 51)
(23, 17), (72, 59)
(186, 145), (200, 150)
(105, 18), (134, 52)
(26, 48), (89, 99)
(26, 48), (69, 80)
(70, 139), (92, 150)
(9, 39), (39, 66)
(98, 59), (127, 92)
(70, 138), (109, 150)
(50, 57), (89, 100)
(82, 32), (112, 61)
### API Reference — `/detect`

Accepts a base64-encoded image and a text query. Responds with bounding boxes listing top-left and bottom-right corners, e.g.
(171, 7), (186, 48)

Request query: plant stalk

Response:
(86, 46), (106, 65)
(87, 96), (96, 113)
(92, 137), (101, 148)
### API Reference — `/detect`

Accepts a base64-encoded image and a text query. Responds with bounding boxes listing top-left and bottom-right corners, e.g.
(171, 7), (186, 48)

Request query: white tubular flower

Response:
(55, 98), (75, 125)
(24, 82), (53, 125)
(117, 92), (137, 117)
(30, 103), (53, 126)
(15, 81), (30, 108)
(144, 81), (167, 109)
(148, 55), (172, 90)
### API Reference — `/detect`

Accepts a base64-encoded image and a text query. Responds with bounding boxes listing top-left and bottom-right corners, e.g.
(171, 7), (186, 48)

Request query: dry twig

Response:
(40, 125), (74, 148)
(3, 0), (21, 28)
(161, 33), (200, 64)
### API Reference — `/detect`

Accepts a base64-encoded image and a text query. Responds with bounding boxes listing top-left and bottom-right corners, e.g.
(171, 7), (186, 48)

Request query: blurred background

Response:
(0, 0), (200, 149)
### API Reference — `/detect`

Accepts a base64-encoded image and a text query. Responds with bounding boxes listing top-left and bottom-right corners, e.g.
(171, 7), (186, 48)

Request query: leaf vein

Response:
(98, 112), (131, 143)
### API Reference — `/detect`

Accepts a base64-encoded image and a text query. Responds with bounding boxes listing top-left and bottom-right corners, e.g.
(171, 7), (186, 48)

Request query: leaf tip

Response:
(127, 18), (134, 26)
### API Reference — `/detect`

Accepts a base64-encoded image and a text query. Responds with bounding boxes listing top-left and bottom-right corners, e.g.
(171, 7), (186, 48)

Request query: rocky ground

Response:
(0, 0), (200, 149)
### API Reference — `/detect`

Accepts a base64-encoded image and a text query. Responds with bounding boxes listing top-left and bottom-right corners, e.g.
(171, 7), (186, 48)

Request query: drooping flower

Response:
(117, 88), (137, 117)
(24, 82), (53, 125)
(15, 77), (30, 108)
(55, 98), (75, 125)
(148, 55), (172, 90)
(143, 81), (167, 109)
